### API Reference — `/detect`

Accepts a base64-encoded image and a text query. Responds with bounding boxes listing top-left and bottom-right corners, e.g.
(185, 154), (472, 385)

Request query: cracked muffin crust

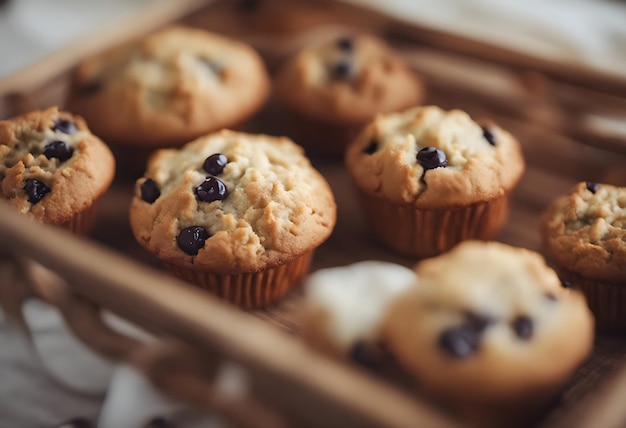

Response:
(0, 107), (115, 233)
(67, 26), (270, 148)
(543, 181), (626, 330)
(345, 106), (525, 257)
(129, 130), (336, 308)
(274, 34), (424, 156)
(384, 241), (593, 423)
(346, 105), (524, 209)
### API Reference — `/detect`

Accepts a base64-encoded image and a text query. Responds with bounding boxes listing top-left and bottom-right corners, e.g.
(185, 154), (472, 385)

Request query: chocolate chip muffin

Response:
(345, 105), (525, 258)
(543, 181), (626, 330)
(274, 34), (424, 157)
(67, 26), (270, 149)
(0, 107), (115, 233)
(301, 261), (417, 366)
(129, 130), (336, 308)
(384, 241), (593, 426)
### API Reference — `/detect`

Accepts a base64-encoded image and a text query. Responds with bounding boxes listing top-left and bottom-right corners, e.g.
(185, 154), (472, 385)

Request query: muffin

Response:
(345, 105), (525, 258)
(384, 241), (593, 426)
(129, 130), (336, 308)
(274, 34), (424, 157)
(0, 107), (115, 233)
(67, 26), (270, 150)
(301, 261), (417, 366)
(542, 181), (626, 331)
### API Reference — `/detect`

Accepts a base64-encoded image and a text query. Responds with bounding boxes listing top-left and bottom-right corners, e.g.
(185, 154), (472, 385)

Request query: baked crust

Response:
(0, 107), (115, 225)
(274, 34), (424, 124)
(345, 106), (525, 209)
(543, 182), (626, 284)
(67, 26), (270, 147)
(129, 130), (337, 274)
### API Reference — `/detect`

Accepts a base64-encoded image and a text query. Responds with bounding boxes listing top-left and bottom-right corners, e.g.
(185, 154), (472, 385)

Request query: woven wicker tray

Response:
(1, 0), (626, 427)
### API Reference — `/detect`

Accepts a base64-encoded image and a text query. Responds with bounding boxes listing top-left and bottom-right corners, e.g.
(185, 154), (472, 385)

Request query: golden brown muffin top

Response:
(274, 34), (424, 124)
(543, 181), (626, 284)
(384, 241), (593, 403)
(68, 26), (270, 147)
(0, 107), (115, 225)
(346, 106), (525, 209)
(129, 130), (336, 274)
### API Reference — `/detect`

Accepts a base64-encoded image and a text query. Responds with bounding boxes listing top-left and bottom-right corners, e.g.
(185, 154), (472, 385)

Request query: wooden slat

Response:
(544, 355), (626, 428)
(0, 203), (458, 428)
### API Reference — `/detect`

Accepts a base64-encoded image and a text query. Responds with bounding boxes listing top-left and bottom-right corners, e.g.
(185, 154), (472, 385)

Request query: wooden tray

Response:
(1, 0), (626, 427)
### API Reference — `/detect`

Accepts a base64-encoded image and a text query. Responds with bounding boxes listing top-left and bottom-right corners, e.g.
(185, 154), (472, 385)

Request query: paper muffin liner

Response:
(164, 251), (314, 309)
(557, 269), (626, 331)
(357, 189), (509, 258)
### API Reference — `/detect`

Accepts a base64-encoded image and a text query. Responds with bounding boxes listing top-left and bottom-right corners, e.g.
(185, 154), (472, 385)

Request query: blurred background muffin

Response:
(274, 33), (424, 158)
(67, 26), (270, 175)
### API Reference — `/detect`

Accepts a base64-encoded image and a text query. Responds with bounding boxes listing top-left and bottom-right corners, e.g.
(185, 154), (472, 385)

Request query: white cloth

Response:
(343, 0), (626, 78)
(0, 301), (218, 428)
(0, 0), (154, 79)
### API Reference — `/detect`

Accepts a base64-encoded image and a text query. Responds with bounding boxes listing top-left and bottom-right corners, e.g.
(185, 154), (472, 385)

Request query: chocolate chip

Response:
(512, 315), (533, 340)
(82, 80), (103, 94)
(23, 179), (50, 204)
(177, 226), (210, 255)
(144, 417), (174, 428)
(195, 177), (227, 203)
(44, 140), (74, 162)
(482, 127), (496, 146)
(586, 182), (599, 194)
(331, 60), (353, 80)
(362, 139), (378, 155)
(140, 178), (160, 203)
(417, 147), (447, 170)
(438, 325), (482, 358)
(337, 37), (354, 51)
(349, 341), (380, 370)
(464, 311), (494, 330)
(203, 153), (228, 176)
(53, 118), (77, 135)
(55, 418), (93, 428)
